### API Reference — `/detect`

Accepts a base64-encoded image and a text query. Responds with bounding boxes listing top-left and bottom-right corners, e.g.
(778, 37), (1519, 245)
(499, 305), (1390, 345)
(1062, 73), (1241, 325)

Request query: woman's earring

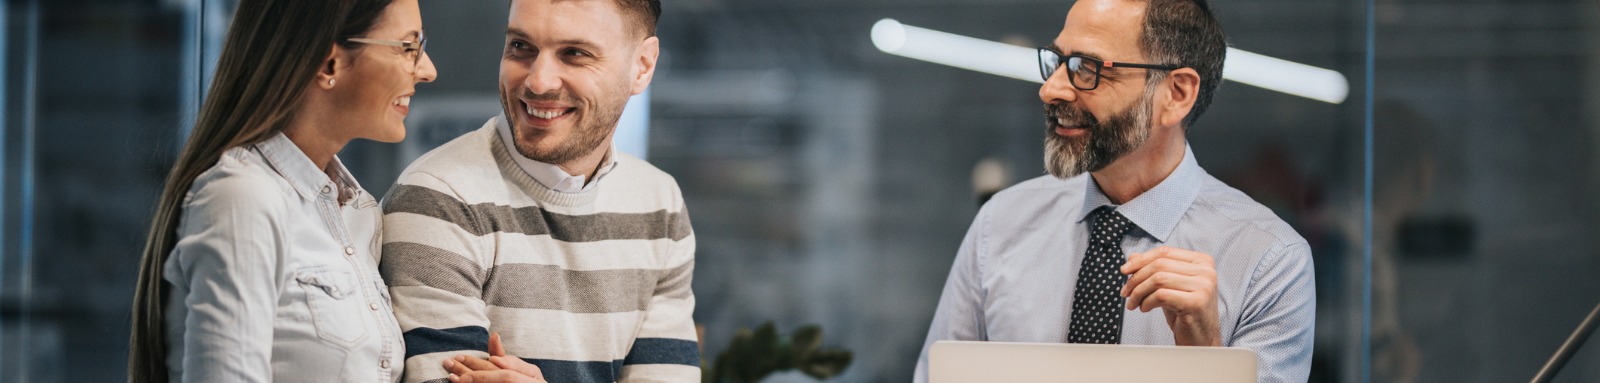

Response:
(328, 78), (336, 87)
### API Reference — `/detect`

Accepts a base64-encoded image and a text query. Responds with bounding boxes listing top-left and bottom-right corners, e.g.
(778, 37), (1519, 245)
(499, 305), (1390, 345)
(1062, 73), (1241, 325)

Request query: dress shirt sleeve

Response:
(169, 172), (285, 383)
(1231, 241), (1316, 383)
(619, 200), (701, 382)
(913, 208), (991, 383)
(379, 173), (495, 383)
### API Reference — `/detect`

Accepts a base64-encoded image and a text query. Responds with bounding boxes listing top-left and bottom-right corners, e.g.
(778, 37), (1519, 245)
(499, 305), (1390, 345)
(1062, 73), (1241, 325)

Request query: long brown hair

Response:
(128, 0), (393, 381)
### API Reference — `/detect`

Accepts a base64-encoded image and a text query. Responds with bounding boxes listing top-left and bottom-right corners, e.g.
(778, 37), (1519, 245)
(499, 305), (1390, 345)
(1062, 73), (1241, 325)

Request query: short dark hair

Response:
(1138, 0), (1226, 128)
(513, 0), (659, 37)
(619, 0), (662, 37)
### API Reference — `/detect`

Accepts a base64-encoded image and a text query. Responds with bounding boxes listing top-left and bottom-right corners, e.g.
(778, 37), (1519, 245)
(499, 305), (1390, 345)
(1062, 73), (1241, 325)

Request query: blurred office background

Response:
(0, 0), (1596, 382)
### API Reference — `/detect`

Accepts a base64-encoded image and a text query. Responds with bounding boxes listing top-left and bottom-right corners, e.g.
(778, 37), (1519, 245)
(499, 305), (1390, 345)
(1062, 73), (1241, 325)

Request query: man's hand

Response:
(1119, 246), (1221, 346)
(443, 333), (547, 383)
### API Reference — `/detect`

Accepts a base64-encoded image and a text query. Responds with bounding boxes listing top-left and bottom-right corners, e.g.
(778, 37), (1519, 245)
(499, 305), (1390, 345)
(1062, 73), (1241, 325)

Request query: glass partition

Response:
(1373, 0), (1600, 381)
(1, 0), (211, 381)
(0, 0), (1395, 382)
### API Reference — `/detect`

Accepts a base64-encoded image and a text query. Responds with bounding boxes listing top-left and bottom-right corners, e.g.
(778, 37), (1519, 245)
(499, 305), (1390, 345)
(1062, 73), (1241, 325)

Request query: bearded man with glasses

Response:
(915, 0), (1315, 382)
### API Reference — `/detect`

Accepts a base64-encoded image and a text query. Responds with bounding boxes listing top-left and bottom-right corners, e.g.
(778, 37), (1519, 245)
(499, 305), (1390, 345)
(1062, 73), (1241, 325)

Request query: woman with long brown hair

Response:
(128, 0), (436, 380)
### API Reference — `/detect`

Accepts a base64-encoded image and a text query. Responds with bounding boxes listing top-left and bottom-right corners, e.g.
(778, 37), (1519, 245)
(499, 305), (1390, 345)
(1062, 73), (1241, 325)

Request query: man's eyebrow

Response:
(1069, 50), (1103, 61)
(502, 29), (600, 50)
(556, 39), (599, 49)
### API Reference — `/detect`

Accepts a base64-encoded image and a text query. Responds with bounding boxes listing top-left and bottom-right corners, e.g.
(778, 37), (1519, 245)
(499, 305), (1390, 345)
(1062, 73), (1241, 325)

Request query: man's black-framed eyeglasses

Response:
(1037, 47), (1181, 91)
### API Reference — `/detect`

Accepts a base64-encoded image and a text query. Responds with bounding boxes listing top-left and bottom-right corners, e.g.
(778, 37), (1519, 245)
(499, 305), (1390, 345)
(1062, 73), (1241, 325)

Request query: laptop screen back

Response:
(929, 341), (1257, 383)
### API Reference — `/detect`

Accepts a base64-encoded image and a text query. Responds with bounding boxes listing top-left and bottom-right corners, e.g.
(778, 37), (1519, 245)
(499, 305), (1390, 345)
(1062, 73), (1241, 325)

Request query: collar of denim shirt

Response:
(253, 132), (364, 205)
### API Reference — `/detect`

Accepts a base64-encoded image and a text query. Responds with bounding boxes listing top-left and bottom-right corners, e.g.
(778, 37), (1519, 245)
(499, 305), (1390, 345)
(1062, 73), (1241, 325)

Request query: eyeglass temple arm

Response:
(1103, 61), (1180, 70)
(346, 38), (418, 50)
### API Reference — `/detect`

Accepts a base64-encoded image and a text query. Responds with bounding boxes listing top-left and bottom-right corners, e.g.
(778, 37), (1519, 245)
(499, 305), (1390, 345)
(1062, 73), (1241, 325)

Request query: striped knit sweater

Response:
(379, 117), (699, 383)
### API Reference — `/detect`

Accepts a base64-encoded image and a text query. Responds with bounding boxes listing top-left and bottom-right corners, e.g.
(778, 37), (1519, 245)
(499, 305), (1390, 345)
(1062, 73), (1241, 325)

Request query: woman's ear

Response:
(1158, 67), (1200, 128)
(316, 46), (346, 90)
(631, 36), (660, 95)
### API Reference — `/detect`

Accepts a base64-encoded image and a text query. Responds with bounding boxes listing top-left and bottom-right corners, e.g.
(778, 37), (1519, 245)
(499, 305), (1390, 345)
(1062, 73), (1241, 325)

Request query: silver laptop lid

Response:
(930, 341), (1257, 383)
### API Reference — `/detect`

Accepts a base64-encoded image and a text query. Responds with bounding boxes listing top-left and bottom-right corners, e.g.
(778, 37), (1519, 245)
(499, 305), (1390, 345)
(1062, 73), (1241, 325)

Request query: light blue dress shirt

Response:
(162, 132), (405, 382)
(914, 146), (1315, 383)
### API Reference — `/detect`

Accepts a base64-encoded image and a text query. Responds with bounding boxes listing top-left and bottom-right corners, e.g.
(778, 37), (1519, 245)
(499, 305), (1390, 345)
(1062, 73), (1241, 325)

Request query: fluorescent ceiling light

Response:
(871, 18), (1349, 104)
(872, 19), (1040, 83)
(1220, 49), (1348, 104)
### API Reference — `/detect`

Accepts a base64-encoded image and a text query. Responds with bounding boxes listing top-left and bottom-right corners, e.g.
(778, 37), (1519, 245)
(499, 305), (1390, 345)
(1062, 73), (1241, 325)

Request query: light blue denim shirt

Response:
(162, 132), (404, 382)
(915, 145), (1316, 383)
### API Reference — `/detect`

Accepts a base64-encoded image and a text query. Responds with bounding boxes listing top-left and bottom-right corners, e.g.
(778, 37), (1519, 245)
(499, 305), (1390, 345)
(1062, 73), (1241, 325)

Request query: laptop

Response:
(929, 341), (1257, 383)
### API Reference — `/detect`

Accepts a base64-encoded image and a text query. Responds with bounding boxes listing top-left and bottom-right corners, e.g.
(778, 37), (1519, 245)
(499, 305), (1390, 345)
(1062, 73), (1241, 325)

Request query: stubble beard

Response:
(499, 82), (629, 165)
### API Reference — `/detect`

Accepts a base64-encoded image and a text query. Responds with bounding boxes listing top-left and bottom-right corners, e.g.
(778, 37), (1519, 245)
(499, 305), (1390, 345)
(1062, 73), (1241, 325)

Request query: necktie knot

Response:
(1091, 207), (1135, 244)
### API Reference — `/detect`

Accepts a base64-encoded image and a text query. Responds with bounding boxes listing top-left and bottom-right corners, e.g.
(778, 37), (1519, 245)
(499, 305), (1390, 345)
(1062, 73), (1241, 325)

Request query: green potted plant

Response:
(704, 321), (853, 383)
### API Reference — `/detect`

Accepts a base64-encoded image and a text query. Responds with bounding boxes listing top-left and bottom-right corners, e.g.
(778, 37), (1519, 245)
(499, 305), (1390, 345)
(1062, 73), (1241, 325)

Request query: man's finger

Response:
(464, 369), (542, 383)
(1120, 248), (1176, 274)
(1140, 289), (1199, 313)
(1121, 258), (1208, 297)
(1162, 246), (1215, 266)
(445, 356), (477, 375)
(1124, 270), (1175, 311)
(1124, 270), (1209, 311)
(490, 355), (545, 379)
(457, 354), (501, 371)
(489, 332), (507, 357)
(1121, 251), (1152, 275)
(1121, 247), (1206, 274)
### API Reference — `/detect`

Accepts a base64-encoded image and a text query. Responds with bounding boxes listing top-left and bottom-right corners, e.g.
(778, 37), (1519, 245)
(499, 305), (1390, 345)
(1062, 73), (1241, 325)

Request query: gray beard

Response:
(1043, 88), (1155, 179)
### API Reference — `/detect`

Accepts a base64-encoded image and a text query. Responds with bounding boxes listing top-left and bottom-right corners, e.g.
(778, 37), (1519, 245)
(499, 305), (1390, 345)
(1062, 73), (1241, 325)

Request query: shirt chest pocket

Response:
(295, 267), (371, 350)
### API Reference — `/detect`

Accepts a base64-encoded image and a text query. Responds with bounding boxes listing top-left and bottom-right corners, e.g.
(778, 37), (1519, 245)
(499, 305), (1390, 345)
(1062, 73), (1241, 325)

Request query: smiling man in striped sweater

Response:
(378, 0), (699, 382)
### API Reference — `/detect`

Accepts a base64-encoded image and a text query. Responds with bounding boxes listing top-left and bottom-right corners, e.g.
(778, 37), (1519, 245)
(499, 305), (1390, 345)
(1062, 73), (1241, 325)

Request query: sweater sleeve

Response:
(380, 173), (494, 383)
(618, 199), (702, 382)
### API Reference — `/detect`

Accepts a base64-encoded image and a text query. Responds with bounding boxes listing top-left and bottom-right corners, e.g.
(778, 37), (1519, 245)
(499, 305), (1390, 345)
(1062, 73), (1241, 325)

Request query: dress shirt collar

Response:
(1078, 144), (1204, 242)
(253, 131), (364, 204)
(495, 115), (617, 194)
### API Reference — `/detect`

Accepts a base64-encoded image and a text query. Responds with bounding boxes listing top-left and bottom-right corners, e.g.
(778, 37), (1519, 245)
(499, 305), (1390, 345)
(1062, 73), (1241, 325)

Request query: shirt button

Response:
(369, 302), (380, 311)
(321, 185), (332, 194)
(344, 247), (355, 256)
(381, 359), (390, 369)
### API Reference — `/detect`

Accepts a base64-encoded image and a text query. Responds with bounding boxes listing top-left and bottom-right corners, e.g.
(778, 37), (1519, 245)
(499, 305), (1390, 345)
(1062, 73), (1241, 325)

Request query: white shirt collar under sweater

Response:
(495, 115), (617, 193)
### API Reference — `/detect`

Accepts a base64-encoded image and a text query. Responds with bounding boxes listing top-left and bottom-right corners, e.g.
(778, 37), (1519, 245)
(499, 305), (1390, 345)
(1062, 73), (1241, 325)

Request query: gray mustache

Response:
(1045, 103), (1096, 128)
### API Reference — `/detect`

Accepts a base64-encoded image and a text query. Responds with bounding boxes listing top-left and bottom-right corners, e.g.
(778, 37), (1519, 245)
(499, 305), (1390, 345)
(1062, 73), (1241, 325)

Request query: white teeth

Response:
(524, 103), (564, 119)
(1057, 118), (1068, 126)
(395, 96), (411, 107)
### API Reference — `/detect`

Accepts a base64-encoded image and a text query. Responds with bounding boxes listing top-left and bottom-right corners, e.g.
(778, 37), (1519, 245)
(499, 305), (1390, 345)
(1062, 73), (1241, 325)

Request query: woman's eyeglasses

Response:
(347, 34), (428, 70)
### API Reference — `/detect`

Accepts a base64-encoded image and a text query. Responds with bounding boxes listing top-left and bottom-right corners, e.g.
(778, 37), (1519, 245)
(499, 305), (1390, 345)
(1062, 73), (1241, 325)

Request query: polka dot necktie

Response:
(1068, 206), (1136, 344)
